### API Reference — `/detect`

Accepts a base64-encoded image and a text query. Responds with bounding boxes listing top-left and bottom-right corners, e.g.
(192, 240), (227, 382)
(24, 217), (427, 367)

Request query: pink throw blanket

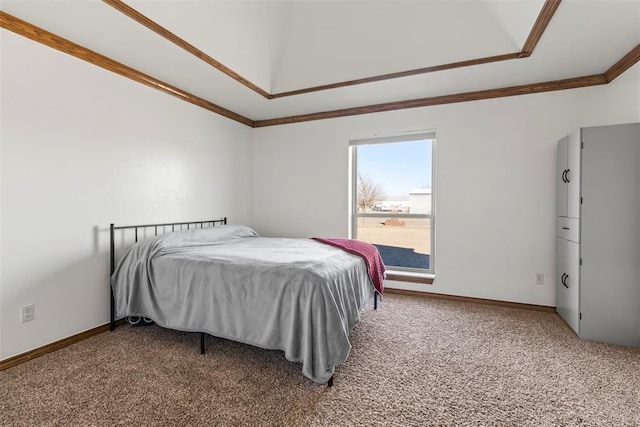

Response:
(312, 238), (385, 295)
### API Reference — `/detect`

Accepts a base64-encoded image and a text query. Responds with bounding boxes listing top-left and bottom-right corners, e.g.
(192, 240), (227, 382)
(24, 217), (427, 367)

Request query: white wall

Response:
(1, 22), (638, 361)
(252, 63), (640, 307)
(0, 31), (253, 360)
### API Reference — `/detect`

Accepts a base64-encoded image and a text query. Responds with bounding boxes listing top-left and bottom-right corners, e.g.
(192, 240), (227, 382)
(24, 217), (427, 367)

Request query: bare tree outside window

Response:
(357, 173), (385, 213)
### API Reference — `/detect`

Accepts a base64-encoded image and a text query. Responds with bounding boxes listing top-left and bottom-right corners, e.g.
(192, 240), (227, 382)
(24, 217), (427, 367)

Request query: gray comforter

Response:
(111, 225), (374, 383)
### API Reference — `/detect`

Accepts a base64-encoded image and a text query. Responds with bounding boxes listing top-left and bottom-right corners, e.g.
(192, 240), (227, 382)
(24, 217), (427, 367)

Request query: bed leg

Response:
(327, 375), (334, 388)
(374, 292), (378, 310)
(200, 332), (205, 355)
(110, 289), (115, 331)
(110, 223), (115, 331)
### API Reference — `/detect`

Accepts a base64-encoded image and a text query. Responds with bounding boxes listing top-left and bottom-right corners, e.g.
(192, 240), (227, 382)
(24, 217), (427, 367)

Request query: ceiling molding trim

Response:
(102, 0), (272, 99)
(3, 9), (635, 131)
(267, 0), (561, 96)
(519, 0), (562, 57)
(269, 53), (522, 98)
(0, 11), (254, 127)
(107, 0), (559, 99)
(253, 74), (607, 127)
(604, 43), (640, 83)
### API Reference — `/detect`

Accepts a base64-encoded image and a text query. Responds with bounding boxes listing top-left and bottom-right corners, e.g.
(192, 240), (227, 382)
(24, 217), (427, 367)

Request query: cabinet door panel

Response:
(556, 136), (568, 217)
(567, 130), (581, 219)
(580, 123), (640, 347)
(556, 238), (580, 334)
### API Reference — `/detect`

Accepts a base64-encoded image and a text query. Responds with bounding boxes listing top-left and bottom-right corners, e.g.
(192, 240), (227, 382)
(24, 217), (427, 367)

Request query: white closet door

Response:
(580, 123), (640, 347)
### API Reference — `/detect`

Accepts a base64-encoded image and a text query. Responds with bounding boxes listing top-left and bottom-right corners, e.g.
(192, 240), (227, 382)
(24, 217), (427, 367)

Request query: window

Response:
(350, 132), (435, 276)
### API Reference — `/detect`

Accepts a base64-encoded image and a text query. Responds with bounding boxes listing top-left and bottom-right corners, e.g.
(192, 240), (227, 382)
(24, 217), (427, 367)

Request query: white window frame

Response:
(349, 131), (436, 275)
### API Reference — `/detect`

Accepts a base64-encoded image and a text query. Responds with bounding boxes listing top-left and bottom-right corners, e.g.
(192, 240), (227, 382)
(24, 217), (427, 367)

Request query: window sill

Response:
(385, 270), (434, 285)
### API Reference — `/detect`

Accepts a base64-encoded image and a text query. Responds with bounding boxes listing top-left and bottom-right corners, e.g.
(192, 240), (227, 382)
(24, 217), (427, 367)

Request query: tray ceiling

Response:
(1, 0), (639, 126)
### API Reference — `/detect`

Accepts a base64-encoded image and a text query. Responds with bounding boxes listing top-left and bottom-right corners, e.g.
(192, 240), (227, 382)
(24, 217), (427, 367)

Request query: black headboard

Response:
(109, 218), (227, 331)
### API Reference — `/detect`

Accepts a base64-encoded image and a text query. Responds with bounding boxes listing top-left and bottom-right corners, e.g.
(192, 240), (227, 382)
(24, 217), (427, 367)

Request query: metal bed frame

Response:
(109, 217), (379, 387)
(109, 218), (227, 354)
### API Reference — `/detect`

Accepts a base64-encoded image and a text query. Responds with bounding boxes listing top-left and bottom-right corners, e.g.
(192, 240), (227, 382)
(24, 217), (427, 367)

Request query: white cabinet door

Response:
(556, 136), (568, 217)
(580, 123), (640, 347)
(556, 237), (580, 334)
(557, 131), (581, 219)
(566, 130), (581, 219)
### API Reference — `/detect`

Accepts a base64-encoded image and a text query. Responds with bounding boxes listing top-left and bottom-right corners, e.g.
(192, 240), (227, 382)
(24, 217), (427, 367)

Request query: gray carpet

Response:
(2, 293), (639, 426)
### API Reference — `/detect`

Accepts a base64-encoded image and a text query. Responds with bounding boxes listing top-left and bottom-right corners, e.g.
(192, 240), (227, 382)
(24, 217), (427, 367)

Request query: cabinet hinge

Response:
(579, 313), (582, 320)
(580, 258), (583, 265)
(580, 197), (583, 204)
(581, 141), (584, 149)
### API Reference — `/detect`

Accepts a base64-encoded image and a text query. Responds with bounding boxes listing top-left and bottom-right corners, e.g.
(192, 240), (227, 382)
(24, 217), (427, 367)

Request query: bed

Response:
(109, 219), (384, 385)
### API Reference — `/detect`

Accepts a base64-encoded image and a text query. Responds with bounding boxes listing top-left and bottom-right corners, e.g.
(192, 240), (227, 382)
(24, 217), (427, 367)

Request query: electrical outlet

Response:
(536, 273), (544, 285)
(21, 304), (35, 322)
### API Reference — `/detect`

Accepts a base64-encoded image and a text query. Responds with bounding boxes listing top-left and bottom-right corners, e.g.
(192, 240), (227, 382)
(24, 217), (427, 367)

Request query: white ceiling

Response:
(1, 0), (639, 122)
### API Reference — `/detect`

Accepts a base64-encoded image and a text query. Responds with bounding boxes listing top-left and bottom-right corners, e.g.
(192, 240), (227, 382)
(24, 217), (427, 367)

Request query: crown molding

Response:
(3, 8), (638, 129)
(604, 43), (640, 83)
(269, 53), (522, 99)
(0, 10), (254, 127)
(254, 74), (607, 127)
(102, 0), (272, 99)
(520, 0), (562, 57)
(105, 0), (561, 98)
